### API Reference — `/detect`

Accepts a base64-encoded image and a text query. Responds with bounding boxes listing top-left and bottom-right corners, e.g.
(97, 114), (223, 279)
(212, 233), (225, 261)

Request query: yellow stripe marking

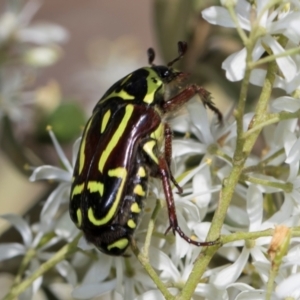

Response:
(120, 73), (132, 86)
(88, 167), (127, 226)
(99, 105), (134, 172)
(71, 183), (85, 199)
(79, 117), (93, 174)
(76, 208), (82, 227)
(87, 181), (104, 197)
(143, 140), (158, 164)
(131, 202), (141, 213)
(107, 238), (129, 251)
(101, 74), (133, 102)
(134, 184), (145, 197)
(101, 110), (111, 133)
(137, 166), (146, 177)
(127, 219), (136, 229)
(150, 123), (164, 141)
(143, 68), (163, 104)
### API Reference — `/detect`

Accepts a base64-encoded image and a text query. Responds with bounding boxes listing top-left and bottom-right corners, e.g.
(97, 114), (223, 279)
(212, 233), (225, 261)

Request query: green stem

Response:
(265, 262), (279, 300)
(131, 240), (174, 300)
(240, 174), (293, 193)
(221, 228), (300, 244)
(142, 200), (162, 257)
(251, 46), (300, 67)
(179, 21), (282, 300)
(131, 200), (174, 299)
(226, 3), (249, 45)
(244, 109), (300, 138)
(3, 234), (81, 300)
(12, 248), (36, 287)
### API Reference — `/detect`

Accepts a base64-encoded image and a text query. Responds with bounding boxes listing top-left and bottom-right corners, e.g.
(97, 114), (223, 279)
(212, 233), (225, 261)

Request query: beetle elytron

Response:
(70, 41), (222, 255)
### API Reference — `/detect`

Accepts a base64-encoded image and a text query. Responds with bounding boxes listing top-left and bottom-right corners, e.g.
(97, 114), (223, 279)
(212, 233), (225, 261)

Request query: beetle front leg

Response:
(164, 123), (183, 194)
(163, 84), (223, 124)
(158, 156), (217, 247)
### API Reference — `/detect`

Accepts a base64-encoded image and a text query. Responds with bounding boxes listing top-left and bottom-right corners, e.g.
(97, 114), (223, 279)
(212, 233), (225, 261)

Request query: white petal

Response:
(193, 165), (212, 206)
(193, 222), (213, 242)
(249, 69), (267, 87)
(212, 247), (250, 289)
(246, 185), (263, 231)
(276, 273), (300, 298)
(218, 246), (241, 262)
(148, 247), (180, 281)
(135, 289), (176, 300)
(72, 137), (81, 167)
(271, 12), (300, 44)
(0, 243), (25, 261)
(264, 194), (294, 226)
(39, 183), (69, 230)
(286, 136), (300, 164)
(226, 205), (249, 228)
(72, 280), (116, 299)
(195, 283), (225, 300)
(252, 260), (270, 283)
(176, 163), (204, 188)
(19, 286), (33, 300)
(29, 165), (71, 182)
(187, 100), (213, 144)
(77, 236), (94, 251)
(272, 96), (300, 113)
(19, 22), (69, 44)
(202, 7), (236, 27)
(287, 74), (300, 93)
(0, 12), (18, 42)
(48, 129), (73, 173)
(172, 140), (205, 156)
(222, 49), (246, 82)
(256, 0), (270, 27)
(55, 211), (78, 240)
(0, 214), (32, 247)
(275, 119), (297, 149)
(23, 46), (62, 67)
(56, 260), (77, 286)
(82, 257), (113, 284)
(176, 200), (200, 223)
(263, 35), (297, 82)
(29, 258), (43, 294)
(202, 5), (251, 30)
(235, 290), (268, 300)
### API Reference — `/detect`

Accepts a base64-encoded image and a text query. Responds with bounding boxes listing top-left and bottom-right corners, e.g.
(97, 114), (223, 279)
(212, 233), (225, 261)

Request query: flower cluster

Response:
(2, 1), (300, 299)
(0, 0), (68, 123)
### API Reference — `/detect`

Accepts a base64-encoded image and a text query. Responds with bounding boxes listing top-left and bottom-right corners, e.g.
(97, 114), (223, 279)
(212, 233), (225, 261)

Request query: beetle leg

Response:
(163, 84), (223, 124)
(158, 156), (217, 247)
(164, 123), (183, 194)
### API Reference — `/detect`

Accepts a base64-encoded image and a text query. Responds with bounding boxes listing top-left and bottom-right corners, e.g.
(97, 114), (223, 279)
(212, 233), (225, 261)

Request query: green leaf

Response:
(36, 102), (86, 143)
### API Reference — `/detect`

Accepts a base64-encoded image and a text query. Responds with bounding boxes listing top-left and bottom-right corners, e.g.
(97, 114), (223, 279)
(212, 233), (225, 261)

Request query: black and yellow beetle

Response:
(70, 42), (222, 255)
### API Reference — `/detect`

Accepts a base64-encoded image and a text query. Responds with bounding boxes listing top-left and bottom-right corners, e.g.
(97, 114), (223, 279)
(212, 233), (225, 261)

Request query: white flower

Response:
(275, 245), (300, 299)
(0, 214), (77, 299)
(0, 1), (68, 46)
(202, 0), (300, 89)
(29, 128), (78, 238)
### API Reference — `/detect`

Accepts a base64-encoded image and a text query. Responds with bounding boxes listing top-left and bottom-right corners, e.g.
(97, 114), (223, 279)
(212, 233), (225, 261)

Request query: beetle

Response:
(70, 41), (222, 255)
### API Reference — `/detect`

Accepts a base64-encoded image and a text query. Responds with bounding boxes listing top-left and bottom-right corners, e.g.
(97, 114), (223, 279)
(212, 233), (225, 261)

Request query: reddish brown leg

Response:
(158, 156), (217, 247)
(164, 123), (183, 194)
(163, 84), (223, 124)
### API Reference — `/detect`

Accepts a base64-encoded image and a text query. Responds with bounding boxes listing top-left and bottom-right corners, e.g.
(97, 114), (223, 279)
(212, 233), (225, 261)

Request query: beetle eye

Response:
(163, 70), (170, 77)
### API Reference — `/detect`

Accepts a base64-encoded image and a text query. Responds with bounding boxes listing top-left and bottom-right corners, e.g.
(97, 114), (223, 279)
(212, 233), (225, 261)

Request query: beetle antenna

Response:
(147, 48), (155, 66)
(167, 41), (188, 67)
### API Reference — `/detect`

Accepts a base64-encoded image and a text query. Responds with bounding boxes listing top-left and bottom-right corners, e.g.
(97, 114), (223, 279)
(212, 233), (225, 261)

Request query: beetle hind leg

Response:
(158, 156), (217, 247)
(164, 123), (183, 194)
